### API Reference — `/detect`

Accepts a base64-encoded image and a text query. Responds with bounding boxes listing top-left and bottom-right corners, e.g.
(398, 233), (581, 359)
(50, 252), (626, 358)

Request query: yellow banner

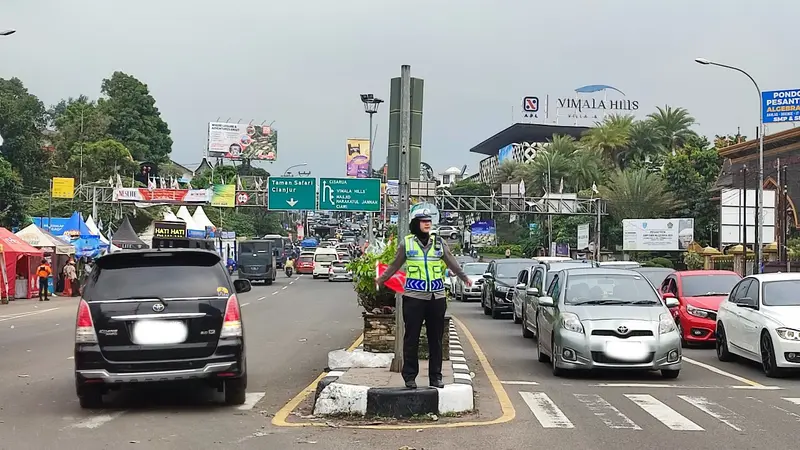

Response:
(211, 184), (235, 207)
(51, 177), (75, 199)
(345, 138), (371, 178)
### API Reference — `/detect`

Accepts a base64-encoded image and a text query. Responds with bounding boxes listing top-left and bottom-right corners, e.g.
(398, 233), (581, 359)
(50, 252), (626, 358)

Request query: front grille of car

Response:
(591, 330), (654, 339)
(591, 352), (655, 364)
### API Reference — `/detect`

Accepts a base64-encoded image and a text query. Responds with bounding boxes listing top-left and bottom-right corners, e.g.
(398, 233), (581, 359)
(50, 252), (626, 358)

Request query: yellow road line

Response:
(271, 316), (515, 429)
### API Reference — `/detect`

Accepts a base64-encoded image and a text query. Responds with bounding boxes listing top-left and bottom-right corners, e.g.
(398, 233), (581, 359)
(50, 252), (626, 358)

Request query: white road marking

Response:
(625, 394), (703, 431)
(575, 394), (641, 430)
(237, 392), (266, 410)
(289, 281), (295, 285)
(282, 286), (288, 290)
(0, 308), (59, 322)
(70, 411), (126, 429)
(520, 392), (574, 428)
(683, 356), (763, 387)
(271, 291), (278, 295)
(501, 381), (539, 385)
(784, 398), (800, 406)
(240, 303), (250, 307)
(730, 385), (781, 390)
(257, 296), (266, 301)
(295, 276), (301, 280)
(67, 356), (74, 360)
(679, 395), (743, 431)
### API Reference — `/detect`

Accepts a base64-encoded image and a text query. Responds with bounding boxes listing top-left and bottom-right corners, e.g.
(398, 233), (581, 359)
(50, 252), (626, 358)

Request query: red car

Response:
(296, 255), (315, 274)
(659, 270), (741, 346)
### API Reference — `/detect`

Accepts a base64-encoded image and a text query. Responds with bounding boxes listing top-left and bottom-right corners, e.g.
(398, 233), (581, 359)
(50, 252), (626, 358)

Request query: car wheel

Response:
(537, 334), (549, 363)
(450, 233), (458, 240)
(76, 382), (105, 409)
(760, 331), (784, 378)
(715, 323), (736, 362)
(522, 309), (534, 339)
(224, 377), (247, 405)
(532, 312), (539, 340)
(551, 336), (566, 377)
(265, 279), (273, 285)
(676, 319), (687, 348)
(491, 299), (503, 319)
(312, 275), (318, 279)
(661, 369), (680, 379)
(482, 295), (491, 315)
(513, 306), (522, 324)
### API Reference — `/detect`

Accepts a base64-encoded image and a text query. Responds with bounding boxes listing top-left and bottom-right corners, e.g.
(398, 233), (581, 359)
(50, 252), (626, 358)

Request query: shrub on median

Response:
(347, 238), (397, 312)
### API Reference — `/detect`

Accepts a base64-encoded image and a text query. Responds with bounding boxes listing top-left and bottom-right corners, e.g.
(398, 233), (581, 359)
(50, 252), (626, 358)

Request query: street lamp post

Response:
(0, 29), (16, 36)
(283, 163), (308, 177)
(361, 94), (384, 243)
(695, 57), (765, 274)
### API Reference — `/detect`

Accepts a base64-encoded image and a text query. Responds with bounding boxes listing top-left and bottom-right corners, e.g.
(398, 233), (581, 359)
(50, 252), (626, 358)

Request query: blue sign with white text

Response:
(762, 89), (800, 123)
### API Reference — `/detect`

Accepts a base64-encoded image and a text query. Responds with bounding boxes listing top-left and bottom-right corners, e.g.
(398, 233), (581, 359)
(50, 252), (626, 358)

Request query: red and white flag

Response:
(376, 262), (405, 293)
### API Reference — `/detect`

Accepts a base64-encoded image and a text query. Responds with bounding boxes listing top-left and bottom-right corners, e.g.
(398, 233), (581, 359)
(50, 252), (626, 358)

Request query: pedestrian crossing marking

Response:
(520, 392), (574, 428)
(678, 395), (743, 431)
(574, 394), (641, 430)
(624, 394), (704, 431)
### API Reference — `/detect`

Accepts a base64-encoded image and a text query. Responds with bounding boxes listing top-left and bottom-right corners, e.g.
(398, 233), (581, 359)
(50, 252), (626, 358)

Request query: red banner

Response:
(377, 262), (405, 293)
(113, 188), (209, 203)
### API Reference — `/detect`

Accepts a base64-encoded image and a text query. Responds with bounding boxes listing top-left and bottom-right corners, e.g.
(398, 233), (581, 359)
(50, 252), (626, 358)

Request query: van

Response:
(312, 248), (339, 279)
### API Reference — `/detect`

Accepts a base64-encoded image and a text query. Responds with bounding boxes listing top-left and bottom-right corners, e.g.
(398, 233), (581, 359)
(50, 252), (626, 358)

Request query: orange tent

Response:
(0, 227), (45, 299)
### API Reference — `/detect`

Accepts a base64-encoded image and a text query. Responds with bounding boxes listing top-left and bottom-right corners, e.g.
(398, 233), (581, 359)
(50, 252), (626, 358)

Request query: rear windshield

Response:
(85, 252), (228, 300)
(239, 242), (271, 254)
(463, 263), (489, 275)
(681, 274), (741, 297)
(496, 262), (531, 279)
(299, 256), (313, 263)
(315, 253), (337, 262)
(332, 262), (348, 268)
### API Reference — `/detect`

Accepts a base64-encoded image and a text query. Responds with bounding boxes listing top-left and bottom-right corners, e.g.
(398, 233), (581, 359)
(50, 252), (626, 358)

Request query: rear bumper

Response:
(237, 272), (274, 281)
(76, 362), (237, 383)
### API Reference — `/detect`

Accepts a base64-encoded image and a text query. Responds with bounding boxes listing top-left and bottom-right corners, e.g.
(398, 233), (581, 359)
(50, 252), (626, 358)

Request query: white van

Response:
(312, 248), (339, 279)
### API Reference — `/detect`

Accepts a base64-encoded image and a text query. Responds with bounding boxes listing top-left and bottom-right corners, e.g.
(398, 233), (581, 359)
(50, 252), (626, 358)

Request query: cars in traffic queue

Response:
(445, 256), (475, 295)
(312, 248), (339, 279)
(517, 260), (598, 338)
(261, 234), (291, 268)
(481, 258), (535, 319)
(328, 260), (353, 282)
(716, 273), (800, 377)
(632, 267), (676, 291)
(453, 262), (489, 301)
(237, 239), (278, 285)
(659, 270), (741, 346)
(295, 254), (315, 274)
(535, 268), (682, 378)
(598, 261), (642, 269)
(74, 249), (251, 409)
(436, 225), (461, 240)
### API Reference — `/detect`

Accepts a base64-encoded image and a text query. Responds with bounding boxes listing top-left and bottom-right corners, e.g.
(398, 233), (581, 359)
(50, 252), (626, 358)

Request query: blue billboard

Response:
(498, 144), (514, 163)
(762, 89), (800, 123)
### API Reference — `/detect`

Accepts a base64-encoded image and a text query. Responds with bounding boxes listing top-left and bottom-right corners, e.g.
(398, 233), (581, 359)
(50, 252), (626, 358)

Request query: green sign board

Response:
(267, 177), (317, 211)
(318, 178), (381, 212)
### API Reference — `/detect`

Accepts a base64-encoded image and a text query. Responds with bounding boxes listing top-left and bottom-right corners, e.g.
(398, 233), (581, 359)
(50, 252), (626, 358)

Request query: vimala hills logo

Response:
(557, 85), (639, 112)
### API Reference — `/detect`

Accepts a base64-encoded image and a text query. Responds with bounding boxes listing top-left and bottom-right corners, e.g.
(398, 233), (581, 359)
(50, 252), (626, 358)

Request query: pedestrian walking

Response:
(36, 258), (52, 301)
(63, 260), (77, 297)
(376, 208), (472, 389)
(505, 247), (511, 258)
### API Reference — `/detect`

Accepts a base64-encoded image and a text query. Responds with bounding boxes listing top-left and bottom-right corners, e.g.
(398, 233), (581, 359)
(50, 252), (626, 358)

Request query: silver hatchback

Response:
(535, 268), (682, 378)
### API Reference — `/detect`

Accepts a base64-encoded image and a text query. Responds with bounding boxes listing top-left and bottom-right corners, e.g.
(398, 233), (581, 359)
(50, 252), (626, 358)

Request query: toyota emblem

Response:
(617, 325), (629, 334)
(152, 303), (165, 312)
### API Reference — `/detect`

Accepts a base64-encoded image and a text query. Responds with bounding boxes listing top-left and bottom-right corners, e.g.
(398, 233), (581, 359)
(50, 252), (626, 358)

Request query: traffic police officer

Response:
(376, 208), (471, 389)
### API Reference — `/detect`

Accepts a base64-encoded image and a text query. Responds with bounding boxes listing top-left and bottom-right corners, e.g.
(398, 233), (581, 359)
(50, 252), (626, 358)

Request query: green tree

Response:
(581, 114), (633, 167)
(0, 155), (26, 228)
(66, 139), (138, 183)
(49, 96), (111, 177)
(98, 72), (173, 164)
(0, 77), (49, 188)
(600, 168), (679, 221)
(190, 165), (239, 189)
(448, 180), (491, 196)
(647, 106), (698, 153)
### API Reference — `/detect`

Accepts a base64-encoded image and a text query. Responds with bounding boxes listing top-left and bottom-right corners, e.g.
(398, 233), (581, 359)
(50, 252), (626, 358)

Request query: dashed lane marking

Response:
(271, 291), (278, 295)
(501, 381), (540, 386)
(683, 356), (763, 387)
(0, 308), (59, 322)
(282, 286), (288, 290)
(67, 356), (74, 360)
(238, 392), (266, 410)
(240, 303), (250, 307)
(257, 296), (266, 301)
(68, 411), (126, 429)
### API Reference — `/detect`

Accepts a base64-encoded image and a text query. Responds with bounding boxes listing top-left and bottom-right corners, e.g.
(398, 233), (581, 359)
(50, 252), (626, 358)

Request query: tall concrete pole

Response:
(390, 65), (412, 373)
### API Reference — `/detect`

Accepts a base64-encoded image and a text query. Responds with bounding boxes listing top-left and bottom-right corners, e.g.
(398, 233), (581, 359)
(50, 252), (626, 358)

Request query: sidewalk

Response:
(313, 321), (474, 417)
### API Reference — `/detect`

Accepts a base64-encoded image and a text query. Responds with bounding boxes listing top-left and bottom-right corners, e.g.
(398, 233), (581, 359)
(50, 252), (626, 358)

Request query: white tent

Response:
(86, 216), (121, 252)
(163, 210), (179, 222)
(192, 206), (215, 229)
(15, 224), (75, 254)
(138, 222), (155, 248)
(176, 206), (203, 232)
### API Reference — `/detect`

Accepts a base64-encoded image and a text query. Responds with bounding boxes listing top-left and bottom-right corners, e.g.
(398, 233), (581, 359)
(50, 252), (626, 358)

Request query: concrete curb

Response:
(313, 321), (474, 417)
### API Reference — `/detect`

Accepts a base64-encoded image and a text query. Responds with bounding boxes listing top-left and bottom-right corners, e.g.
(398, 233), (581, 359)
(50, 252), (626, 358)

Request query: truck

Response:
(237, 240), (278, 285)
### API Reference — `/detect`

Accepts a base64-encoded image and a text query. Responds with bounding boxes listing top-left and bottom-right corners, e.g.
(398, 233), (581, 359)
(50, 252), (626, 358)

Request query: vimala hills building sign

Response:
(520, 85), (639, 122)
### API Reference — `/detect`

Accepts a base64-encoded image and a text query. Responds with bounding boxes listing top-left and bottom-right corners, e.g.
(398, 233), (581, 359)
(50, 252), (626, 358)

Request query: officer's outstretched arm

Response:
(441, 242), (469, 283)
(377, 241), (407, 284)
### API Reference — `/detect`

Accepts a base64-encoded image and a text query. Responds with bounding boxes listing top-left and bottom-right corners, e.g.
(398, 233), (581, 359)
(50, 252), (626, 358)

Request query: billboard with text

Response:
(346, 138), (371, 178)
(207, 122), (278, 161)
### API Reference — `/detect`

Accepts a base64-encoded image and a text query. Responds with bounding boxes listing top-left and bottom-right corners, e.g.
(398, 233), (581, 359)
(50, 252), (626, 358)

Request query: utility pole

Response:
(390, 65), (412, 373)
(594, 199), (601, 262)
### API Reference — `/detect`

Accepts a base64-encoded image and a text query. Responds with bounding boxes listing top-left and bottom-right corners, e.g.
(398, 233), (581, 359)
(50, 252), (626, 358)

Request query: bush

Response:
(477, 245), (523, 256)
(683, 251), (704, 270)
(648, 257), (674, 268)
(347, 239), (398, 312)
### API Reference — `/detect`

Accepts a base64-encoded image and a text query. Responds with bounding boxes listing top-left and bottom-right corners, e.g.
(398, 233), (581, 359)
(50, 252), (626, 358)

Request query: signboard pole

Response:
(390, 65), (412, 374)
(367, 113), (375, 243)
(594, 199), (601, 262)
(48, 179), (52, 232)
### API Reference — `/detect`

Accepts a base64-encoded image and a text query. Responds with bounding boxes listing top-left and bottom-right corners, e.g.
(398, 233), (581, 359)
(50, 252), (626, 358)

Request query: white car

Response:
(453, 262), (489, 302)
(436, 225), (461, 240)
(716, 273), (800, 377)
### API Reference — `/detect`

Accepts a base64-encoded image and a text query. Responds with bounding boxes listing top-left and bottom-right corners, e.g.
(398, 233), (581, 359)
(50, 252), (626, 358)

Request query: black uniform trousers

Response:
(401, 294), (447, 383)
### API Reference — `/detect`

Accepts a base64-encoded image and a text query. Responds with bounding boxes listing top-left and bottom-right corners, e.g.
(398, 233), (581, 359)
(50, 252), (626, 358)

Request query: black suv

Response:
(481, 258), (534, 319)
(74, 249), (251, 408)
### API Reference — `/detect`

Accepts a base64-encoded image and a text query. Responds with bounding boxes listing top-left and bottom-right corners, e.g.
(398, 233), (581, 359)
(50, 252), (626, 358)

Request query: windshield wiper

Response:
(112, 295), (167, 307)
(693, 292), (728, 297)
(572, 299), (628, 305)
(629, 300), (660, 305)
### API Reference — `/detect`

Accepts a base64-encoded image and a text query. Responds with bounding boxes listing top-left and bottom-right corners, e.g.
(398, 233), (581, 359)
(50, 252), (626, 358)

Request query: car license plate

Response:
(132, 320), (188, 345)
(604, 341), (647, 362)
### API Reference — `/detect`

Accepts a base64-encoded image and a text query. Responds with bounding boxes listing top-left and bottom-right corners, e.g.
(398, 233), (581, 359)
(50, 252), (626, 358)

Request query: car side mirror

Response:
(662, 292), (676, 299)
(482, 273), (493, 280)
(738, 297), (757, 309)
(664, 297), (679, 308)
(538, 296), (555, 307)
(526, 287), (539, 297)
(233, 279), (251, 294)
(516, 283), (526, 290)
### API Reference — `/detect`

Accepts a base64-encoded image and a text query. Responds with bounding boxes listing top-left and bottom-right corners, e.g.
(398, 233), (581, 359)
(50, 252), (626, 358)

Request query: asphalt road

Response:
(3, 274), (800, 450)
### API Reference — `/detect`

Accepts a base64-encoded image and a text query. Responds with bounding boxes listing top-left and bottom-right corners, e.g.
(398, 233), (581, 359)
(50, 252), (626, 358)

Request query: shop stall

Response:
(15, 224), (76, 294)
(111, 216), (148, 250)
(0, 227), (45, 299)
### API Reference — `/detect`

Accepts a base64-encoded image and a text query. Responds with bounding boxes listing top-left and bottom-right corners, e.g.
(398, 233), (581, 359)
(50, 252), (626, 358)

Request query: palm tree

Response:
(600, 168), (679, 221)
(580, 114), (634, 167)
(492, 160), (525, 190)
(625, 119), (663, 166)
(647, 106), (697, 153)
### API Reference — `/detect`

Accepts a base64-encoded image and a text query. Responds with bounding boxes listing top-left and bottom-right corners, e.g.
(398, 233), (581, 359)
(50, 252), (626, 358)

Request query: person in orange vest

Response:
(36, 258), (52, 302)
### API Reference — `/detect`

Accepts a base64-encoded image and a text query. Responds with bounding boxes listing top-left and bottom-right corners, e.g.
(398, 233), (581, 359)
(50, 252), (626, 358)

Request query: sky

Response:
(2, 0), (798, 178)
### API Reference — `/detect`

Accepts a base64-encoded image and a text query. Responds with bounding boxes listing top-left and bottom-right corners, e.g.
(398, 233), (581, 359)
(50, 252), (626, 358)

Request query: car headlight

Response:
(659, 313), (676, 334)
(561, 312), (584, 334)
(775, 328), (800, 341)
(686, 304), (710, 318)
(497, 286), (508, 293)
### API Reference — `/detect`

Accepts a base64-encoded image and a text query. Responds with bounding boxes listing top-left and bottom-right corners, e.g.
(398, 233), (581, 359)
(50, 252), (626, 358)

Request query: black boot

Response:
(404, 379), (417, 389)
(430, 378), (444, 388)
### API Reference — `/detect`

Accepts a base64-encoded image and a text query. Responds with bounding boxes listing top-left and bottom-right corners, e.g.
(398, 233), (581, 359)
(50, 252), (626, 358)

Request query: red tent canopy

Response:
(0, 227), (44, 298)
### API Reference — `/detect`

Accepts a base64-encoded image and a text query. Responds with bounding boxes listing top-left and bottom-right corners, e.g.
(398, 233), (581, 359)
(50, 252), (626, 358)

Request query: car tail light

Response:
(75, 299), (97, 343)
(220, 295), (242, 338)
